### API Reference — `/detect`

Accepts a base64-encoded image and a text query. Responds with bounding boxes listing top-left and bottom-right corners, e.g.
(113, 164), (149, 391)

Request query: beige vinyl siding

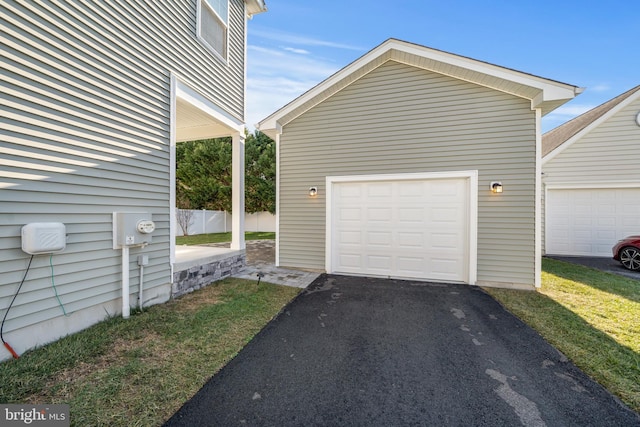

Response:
(541, 96), (640, 254)
(0, 1), (245, 340)
(279, 60), (537, 286)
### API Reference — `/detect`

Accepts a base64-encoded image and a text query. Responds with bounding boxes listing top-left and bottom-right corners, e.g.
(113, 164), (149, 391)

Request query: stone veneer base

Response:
(172, 252), (246, 298)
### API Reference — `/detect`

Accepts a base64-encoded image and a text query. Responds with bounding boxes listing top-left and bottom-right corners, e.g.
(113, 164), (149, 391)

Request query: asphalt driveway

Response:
(165, 275), (639, 426)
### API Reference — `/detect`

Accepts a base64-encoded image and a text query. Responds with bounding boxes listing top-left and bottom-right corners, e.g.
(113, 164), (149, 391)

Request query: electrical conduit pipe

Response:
(122, 246), (130, 319)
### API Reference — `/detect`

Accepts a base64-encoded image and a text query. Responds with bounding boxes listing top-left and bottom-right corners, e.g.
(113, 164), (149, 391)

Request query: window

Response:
(199, 0), (229, 60)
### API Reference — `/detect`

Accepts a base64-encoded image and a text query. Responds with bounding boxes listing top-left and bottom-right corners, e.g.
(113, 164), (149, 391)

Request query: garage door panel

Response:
(399, 208), (424, 223)
(622, 204), (640, 215)
(547, 188), (640, 256)
(432, 257), (460, 272)
(396, 256), (424, 272)
(339, 207), (361, 221)
(367, 207), (392, 222)
(397, 232), (423, 248)
(332, 178), (468, 282)
(367, 182), (392, 196)
(432, 207), (459, 222)
(596, 230), (616, 240)
(339, 253), (361, 269)
(432, 232), (460, 249)
(339, 231), (361, 244)
(367, 231), (392, 247)
(623, 217), (639, 226)
(598, 217), (616, 226)
(367, 254), (392, 268)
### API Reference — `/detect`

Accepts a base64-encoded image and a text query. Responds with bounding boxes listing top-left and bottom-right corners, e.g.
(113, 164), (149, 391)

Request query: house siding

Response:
(543, 97), (640, 183)
(541, 96), (640, 253)
(0, 0), (246, 355)
(278, 60), (537, 286)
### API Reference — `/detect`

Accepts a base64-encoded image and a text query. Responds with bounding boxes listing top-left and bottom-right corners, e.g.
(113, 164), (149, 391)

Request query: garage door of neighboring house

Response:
(546, 187), (640, 256)
(327, 172), (476, 283)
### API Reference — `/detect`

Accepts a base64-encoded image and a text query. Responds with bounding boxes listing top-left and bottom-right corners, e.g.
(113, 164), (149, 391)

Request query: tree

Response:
(176, 208), (195, 236)
(245, 130), (276, 214)
(175, 131), (275, 214)
(176, 138), (232, 211)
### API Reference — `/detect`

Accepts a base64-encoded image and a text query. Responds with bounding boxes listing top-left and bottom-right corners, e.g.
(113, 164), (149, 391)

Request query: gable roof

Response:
(542, 84), (640, 160)
(257, 38), (582, 137)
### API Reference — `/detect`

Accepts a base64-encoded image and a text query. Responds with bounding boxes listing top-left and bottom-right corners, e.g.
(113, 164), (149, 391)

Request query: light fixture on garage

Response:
(308, 187), (318, 197)
(491, 182), (503, 193)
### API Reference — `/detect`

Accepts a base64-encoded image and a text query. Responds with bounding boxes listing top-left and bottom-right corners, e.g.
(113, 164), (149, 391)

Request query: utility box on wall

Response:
(21, 222), (66, 254)
(112, 212), (155, 249)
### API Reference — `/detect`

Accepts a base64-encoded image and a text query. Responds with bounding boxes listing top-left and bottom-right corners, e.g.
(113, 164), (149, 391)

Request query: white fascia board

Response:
(258, 39), (581, 133)
(396, 41), (583, 111)
(542, 89), (640, 165)
(175, 78), (244, 133)
(388, 40), (581, 101)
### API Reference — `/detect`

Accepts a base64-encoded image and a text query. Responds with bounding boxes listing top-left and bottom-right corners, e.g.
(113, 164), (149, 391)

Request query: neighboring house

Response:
(542, 85), (640, 257)
(0, 0), (266, 360)
(258, 38), (581, 290)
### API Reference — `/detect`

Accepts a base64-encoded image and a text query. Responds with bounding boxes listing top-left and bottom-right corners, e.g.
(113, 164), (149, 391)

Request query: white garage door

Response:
(331, 177), (469, 282)
(546, 188), (640, 256)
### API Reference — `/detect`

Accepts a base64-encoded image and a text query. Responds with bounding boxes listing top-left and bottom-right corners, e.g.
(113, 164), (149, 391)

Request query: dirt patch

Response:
(177, 284), (225, 311)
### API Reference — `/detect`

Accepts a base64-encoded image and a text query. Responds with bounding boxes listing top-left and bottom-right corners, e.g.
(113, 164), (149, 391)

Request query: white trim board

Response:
(258, 39), (581, 135)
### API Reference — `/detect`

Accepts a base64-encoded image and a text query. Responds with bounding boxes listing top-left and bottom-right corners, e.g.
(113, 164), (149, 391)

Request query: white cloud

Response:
(244, 28), (367, 131)
(283, 47), (310, 55)
(246, 44), (343, 129)
(589, 84), (610, 92)
(249, 28), (364, 51)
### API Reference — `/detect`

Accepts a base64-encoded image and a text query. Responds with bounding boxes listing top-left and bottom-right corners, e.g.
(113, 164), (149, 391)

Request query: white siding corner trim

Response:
(325, 171), (478, 284)
(534, 108), (542, 288)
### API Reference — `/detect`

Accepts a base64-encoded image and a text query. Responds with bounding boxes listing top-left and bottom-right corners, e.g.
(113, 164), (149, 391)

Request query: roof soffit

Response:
(245, 0), (267, 17)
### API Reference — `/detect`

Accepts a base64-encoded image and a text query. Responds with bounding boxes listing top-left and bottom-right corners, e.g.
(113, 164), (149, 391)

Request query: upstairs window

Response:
(199, 0), (229, 60)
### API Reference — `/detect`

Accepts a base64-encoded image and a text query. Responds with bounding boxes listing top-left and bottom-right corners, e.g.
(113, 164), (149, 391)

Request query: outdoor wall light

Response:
(491, 182), (503, 193)
(308, 187), (318, 197)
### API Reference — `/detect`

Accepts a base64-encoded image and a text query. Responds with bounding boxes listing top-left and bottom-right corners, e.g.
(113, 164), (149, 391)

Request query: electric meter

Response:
(112, 212), (154, 248)
(137, 220), (155, 234)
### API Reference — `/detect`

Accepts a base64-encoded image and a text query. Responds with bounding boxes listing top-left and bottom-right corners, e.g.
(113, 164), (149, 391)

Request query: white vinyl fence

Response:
(175, 210), (275, 236)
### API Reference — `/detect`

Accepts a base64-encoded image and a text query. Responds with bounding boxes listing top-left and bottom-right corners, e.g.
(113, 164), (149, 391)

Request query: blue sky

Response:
(246, 0), (639, 133)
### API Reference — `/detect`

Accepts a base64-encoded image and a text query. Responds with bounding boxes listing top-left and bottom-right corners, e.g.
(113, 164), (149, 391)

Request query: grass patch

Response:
(176, 231), (275, 246)
(485, 258), (640, 413)
(0, 278), (300, 426)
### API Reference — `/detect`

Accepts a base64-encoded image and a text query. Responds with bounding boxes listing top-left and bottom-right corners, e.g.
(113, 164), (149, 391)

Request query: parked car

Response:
(612, 236), (640, 271)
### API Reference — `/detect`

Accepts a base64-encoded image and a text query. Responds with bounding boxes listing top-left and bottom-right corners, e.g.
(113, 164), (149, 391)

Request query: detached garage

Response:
(543, 85), (640, 257)
(258, 39), (581, 289)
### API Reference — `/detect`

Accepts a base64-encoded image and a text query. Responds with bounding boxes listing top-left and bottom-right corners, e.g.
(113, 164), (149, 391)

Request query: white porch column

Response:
(231, 131), (245, 250)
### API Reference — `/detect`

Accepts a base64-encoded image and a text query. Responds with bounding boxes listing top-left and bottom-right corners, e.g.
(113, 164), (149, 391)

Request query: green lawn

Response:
(0, 279), (299, 426)
(176, 231), (275, 246)
(485, 258), (640, 413)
